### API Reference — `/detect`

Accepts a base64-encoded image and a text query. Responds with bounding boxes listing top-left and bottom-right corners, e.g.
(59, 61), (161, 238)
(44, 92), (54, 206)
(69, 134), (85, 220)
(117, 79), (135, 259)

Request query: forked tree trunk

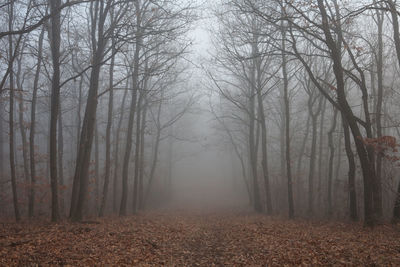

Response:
(254, 45), (272, 214)
(120, 1), (142, 215)
(113, 79), (129, 213)
(318, 0), (375, 226)
(70, 1), (110, 221)
(28, 26), (45, 218)
(99, 22), (115, 217)
(16, 52), (30, 211)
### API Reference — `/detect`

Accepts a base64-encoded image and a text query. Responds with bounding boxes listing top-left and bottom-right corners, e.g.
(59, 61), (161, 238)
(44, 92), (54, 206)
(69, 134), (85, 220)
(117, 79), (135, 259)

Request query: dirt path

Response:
(1, 211), (400, 266)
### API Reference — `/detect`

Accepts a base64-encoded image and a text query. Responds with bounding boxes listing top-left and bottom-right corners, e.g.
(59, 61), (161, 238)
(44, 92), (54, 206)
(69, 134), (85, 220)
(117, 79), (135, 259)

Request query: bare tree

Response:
(48, 0), (62, 222)
(119, 0), (142, 216)
(28, 26), (45, 218)
(281, 20), (294, 218)
(7, 1), (20, 222)
(70, 0), (126, 221)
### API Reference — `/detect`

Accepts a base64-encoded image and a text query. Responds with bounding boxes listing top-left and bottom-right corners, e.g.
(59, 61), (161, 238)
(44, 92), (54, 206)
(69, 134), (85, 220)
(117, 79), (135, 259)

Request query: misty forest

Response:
(1, 0), (400, 265)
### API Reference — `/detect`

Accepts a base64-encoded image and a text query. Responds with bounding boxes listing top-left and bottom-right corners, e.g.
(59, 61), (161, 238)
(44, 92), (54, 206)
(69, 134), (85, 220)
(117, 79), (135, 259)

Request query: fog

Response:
(4, 0), (400, 265)
(167, 104), (247, 211)
(0, 0), (400, 229)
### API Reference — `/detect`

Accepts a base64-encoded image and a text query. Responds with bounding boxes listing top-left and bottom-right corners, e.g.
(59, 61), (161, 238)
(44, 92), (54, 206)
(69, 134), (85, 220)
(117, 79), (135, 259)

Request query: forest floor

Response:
(1, 211), (400, 266)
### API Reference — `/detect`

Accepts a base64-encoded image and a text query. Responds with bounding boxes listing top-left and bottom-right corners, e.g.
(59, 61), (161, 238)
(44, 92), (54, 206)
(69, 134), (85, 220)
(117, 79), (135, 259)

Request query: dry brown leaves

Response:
(1, 212), (400, 266)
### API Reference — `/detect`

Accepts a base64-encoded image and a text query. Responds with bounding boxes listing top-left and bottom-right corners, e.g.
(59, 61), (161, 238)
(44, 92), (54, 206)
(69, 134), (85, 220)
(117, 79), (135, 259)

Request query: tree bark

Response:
(99, 20), (115, 216)
(28, 26), (45, 218)
(327, 108), (338, 216)
(138, 101), (147, 210)
(145, 94), (163, 205)
(249, 55), (262, 213)
(16, 51), (30, 212)
(374, 5), (384, 219)
(317, 98), (326, 209)
(296, 114), (310, 205)
(120, 0), (142, 215)
(132, 94), (143, 213)
(281, 24), (294, 218)
(48, 0), (61, 222)
(254, 44), (272, 215)
(386, 0), (400, 68)
(392, 179), (400, 223)
(70, 0), (110, 221)
(58, 103), (65, 216)
(342, 115), (358, 221)
(113, 79), (129, 213)
(307, 94), (323, 216)
(94, 121), (100, 213)
(8, 0), (20, 222)
(318, 0), (374, 225)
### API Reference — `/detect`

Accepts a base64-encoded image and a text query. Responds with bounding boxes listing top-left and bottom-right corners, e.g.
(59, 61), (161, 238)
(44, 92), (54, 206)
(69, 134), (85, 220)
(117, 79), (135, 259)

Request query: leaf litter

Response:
(0, 211), (400, 266)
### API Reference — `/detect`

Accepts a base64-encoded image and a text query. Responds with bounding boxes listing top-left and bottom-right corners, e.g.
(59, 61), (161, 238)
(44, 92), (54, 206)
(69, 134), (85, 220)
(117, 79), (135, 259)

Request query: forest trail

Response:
(1, 211), (400, 266)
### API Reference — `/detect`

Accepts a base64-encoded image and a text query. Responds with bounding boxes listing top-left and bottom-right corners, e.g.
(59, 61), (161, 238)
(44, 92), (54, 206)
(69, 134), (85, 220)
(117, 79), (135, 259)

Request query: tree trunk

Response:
(145, 126), (161, 206)
(318, 0), (375, 226)
(249, 56), (262, 213)
(76, 77), (83, 153)
(333, 118), (343, 213)
(317, 98), (326, 209)
(281, 24), (294, 218)
(28, 26), (45, 218)
(132, 94), (143, 213)
(296, 114), (310, 209)
(342, 115), (358, 221)
(327, 108), (338, 216)
(120, 3), (142, 215)
(48, 0), (61, 222)
(16, 53), (30, 212)
(374, 6), (384, 219)
(254, 45), (272, 214)
(307, 95), (323, 216)
(58, 103), (65, 216)
(70, 1), (109, 221)
(113, 79), (129, 213)
(0, 100), (3, 213)
(99, 24), (115, 217)
(387, 0), (400, 68)
(145, 94), (163, 205)
(119, 74), (138, 215)
(94, 122), (100, 213)
(8, 1), (20, 222)
(392, 178), (400, 223)
(297, 115), (310, 174)
(138, 102), (147, 210)
(166, 126), (173, 199)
